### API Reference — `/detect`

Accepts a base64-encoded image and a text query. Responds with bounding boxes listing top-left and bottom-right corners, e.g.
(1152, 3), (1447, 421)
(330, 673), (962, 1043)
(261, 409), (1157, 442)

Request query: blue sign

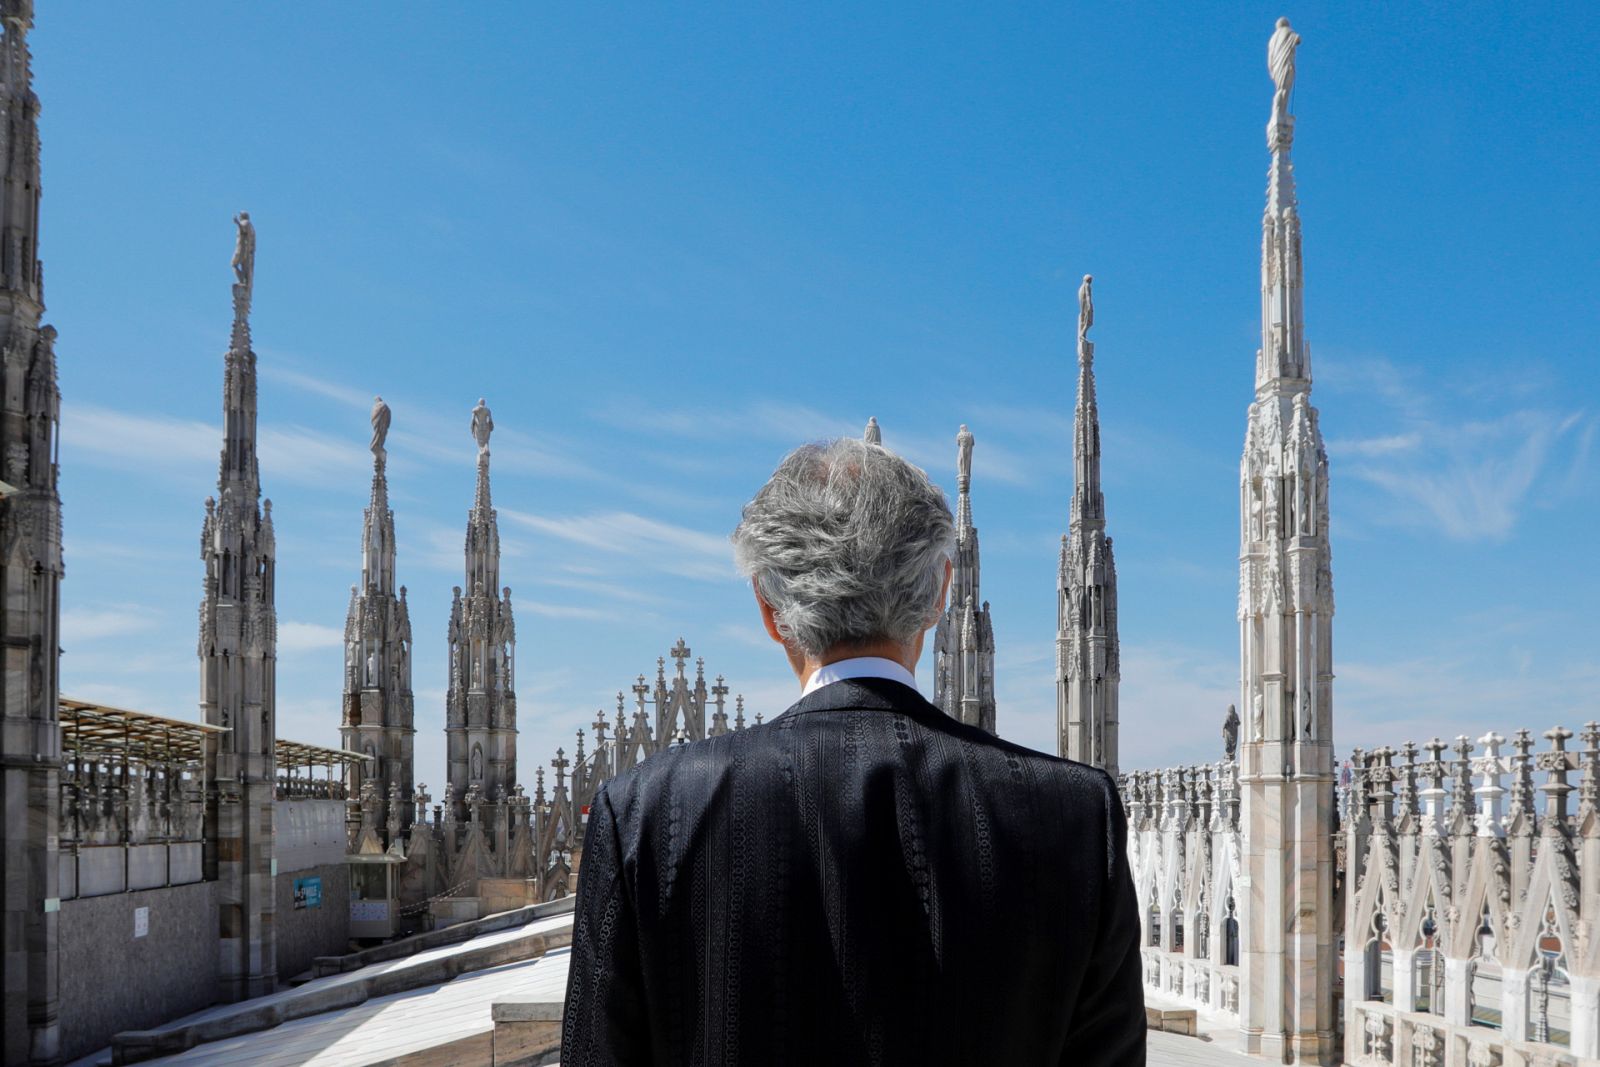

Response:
(293, 876), (322, 910)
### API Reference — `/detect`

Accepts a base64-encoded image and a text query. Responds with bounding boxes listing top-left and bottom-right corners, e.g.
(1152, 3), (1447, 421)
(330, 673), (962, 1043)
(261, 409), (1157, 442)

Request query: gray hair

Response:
(731, 438), (956, 658)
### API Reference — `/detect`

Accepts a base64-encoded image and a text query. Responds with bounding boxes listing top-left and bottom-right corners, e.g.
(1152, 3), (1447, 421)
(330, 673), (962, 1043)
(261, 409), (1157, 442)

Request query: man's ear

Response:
(755, 586), (785, 645)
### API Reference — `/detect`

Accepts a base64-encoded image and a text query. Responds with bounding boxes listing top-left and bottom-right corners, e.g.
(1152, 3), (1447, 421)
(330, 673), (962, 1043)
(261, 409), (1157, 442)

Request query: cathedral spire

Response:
(199, 216), (278, 1002)
(1058, 273), (1120, 774)
(932, 424), (996, 732)
(446, 399), (518, 826)
(343, 397), (414, 845)
(0, 3), (65, 1058)
(1236, 21), (1337, 1059)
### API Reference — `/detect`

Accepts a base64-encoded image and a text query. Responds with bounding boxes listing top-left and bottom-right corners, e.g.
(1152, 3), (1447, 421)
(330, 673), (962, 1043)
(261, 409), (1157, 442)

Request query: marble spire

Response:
(1057, 273), (1120, 775)
(198, 213), (278, 1001)
(445, 399), (519, 824)
(0, 2), (65, 1058)
(932, 425), (996, 732)
(1235, 19), (1337, 1061)
(341, 397), (415, 845)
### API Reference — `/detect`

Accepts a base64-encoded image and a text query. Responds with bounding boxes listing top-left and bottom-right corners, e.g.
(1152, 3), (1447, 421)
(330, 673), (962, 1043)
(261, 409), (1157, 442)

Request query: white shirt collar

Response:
(801, 656), (917, 697)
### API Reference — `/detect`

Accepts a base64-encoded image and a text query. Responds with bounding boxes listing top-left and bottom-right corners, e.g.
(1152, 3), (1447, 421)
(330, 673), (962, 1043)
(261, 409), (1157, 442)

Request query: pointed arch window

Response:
(1223, 894), (1240, 967)
(1172, 885), (1185, 954)
(1148, 897), (1163, 948)
(1527, 904), (1571, 1048)
(1363, 910), (1392, 1003)
(1469, 903), (1502, 1030)
(1412, 907), (1444, 1015)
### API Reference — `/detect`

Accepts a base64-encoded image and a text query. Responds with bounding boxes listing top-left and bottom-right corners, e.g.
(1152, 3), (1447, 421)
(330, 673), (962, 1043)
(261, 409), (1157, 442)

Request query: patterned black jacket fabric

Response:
(560, 676), (1145, 1066)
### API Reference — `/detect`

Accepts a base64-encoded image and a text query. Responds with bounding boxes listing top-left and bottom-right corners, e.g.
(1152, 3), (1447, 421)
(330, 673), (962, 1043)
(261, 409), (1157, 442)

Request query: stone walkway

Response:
(1148, 1030), (1259, 1065)
(66, 912), (574, 1067)
(130, 950), (572, 1066)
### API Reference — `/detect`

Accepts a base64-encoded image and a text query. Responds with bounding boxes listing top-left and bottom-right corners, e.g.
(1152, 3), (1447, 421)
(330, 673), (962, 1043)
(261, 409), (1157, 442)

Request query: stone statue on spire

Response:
(471, 397), (494, 454)
(231, 211), (255, 291)
(370, 396), (391, 461)
(1077, 273), (1094, 344)
(1268, 17), (1300, 123)
(956, 424), (973, 488)
(863, 416), (881, 445)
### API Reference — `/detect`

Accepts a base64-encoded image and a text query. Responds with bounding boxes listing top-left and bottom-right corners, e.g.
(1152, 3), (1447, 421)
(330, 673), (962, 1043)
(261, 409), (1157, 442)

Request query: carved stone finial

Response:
(863, 416), (881, 445)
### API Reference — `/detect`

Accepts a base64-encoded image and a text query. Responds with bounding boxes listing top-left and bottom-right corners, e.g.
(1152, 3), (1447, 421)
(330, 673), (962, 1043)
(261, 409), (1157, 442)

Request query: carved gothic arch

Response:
(1448, 836), (1513, 963)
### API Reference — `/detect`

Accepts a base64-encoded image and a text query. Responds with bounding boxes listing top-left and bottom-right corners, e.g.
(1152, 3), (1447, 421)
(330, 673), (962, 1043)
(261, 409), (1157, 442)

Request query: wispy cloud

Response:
(1320, 353), (1586, 542)
(62, 603), (162, 643)
(501, 508), (735, 581)
(62, 403), (370, 489)
(1328, 432), (1422, 458)
(590, 399), (1034, 487)
(258, 361), (374, 410)
(61, 405), (216, 474)
(278, 621), (345, 652)
(521, 602), (627, 622)
(1347, 410), (1583, 541)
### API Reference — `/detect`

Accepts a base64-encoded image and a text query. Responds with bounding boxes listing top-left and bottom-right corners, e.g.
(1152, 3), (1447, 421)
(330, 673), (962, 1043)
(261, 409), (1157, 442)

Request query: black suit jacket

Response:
(561, 676), (1145, 1066)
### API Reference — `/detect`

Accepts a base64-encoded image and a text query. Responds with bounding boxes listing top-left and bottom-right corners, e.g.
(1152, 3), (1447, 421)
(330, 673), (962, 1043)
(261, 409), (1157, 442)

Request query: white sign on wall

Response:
(133, 906), (149, 938)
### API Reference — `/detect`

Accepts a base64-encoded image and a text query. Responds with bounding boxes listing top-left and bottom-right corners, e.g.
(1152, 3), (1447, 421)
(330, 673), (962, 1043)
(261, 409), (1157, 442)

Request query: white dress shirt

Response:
(800, 656), (918, 697)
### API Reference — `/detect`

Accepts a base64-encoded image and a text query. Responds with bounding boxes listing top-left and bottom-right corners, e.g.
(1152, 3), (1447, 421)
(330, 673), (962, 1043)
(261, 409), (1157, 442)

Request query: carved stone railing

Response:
(1120, 760), (1244, 1020)
(60, 753), (203, 850)
(1342, 726), (1600, 1065)
(276, 771), (348, 801)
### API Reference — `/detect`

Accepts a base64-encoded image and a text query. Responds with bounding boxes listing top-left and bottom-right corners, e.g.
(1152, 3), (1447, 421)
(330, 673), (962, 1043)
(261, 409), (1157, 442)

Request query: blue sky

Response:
(39, 3), (1599, 784)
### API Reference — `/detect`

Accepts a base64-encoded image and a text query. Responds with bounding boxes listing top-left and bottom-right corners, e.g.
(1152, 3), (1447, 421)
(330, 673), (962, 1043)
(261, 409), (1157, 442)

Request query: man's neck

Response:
(785, 635), (923, 689)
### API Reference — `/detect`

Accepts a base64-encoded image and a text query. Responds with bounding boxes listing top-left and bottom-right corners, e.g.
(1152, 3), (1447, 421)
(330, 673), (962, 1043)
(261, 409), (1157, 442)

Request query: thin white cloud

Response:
(521, 602), (626, 622)
(1320, 351), (1586, 542)
(258, 426), (370, 486)
(257, 361), (373, 410)
(61, 604), (162, 643)
(61, 405), (215, 472)
(62, 403), (370, 489)
(278, 621), (346, 652)
(1347, 410), (1583, 541)
(590, 399), (1034, 487)
(1328, 432), (1422, 458)
(501, 508), (735, 581)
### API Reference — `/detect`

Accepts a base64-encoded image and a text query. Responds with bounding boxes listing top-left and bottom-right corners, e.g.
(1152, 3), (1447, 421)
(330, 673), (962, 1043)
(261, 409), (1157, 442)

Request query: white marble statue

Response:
(471, 398), (494, 453)
(231, 211), (255, 289)
(1077, 273), (1094, 342)
(1268, 17), (1300, 122)
(370, 396), (391, 460)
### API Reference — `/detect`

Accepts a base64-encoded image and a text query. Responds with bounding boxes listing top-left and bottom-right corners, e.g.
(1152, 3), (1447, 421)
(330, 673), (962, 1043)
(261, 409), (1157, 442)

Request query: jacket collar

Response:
(774, 675), (944, 724)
